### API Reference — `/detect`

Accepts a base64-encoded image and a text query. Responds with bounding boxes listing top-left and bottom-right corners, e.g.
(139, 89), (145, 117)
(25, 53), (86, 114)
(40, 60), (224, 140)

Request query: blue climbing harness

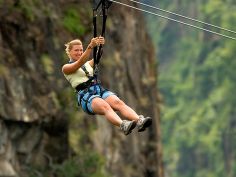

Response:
(75, 65), (115, 114)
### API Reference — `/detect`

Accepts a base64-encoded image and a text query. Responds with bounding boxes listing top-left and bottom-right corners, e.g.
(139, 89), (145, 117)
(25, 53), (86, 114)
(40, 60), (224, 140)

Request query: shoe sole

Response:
(138, 118), (152, 132)
(124, 121), (137, 135)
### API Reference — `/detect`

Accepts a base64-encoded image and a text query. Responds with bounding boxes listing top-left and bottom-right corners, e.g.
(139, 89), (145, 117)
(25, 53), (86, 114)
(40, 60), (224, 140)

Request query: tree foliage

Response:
(143, 0), (236, 176)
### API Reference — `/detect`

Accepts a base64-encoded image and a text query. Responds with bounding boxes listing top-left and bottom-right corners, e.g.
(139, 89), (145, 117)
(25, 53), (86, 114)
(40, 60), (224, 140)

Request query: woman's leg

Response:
(104, 95), (139, 121)
(105, 95), (152, 132)
(91, 97), (123, 127)
(91, 97), (137, 135)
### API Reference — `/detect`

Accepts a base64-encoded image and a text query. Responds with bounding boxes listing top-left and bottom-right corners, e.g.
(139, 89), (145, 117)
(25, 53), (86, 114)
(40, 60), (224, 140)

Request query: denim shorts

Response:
(77, 84), (115, 114)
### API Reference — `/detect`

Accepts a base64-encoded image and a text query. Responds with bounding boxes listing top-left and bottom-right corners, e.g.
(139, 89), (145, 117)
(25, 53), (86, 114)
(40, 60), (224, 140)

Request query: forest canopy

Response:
(143, 0), (236, 177)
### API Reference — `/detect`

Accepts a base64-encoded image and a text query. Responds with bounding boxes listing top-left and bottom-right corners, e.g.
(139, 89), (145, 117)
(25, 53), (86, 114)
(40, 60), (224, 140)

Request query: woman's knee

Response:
(115, 99), (125, 107)
(101, 102), (113, 112)
(110, 98), (126, 110)
(91, 98), (113, 114)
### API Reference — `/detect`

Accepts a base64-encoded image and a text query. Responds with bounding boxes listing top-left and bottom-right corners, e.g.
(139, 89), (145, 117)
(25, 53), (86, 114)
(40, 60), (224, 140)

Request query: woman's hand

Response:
(98, 36), (105, 45)
(89, 36), (105, 48)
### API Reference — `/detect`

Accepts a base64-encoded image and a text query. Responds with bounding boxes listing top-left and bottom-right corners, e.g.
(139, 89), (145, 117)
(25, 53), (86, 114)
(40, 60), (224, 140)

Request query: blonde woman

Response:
(62, 37), (152, 135)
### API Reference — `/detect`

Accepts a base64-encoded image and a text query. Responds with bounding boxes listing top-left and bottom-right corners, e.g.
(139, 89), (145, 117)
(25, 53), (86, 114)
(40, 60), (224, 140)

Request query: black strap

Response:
(96, 4), (107, 63)
(92, 0), (112, 77)
(76, 78), (93, 92)
(93, 0), (112, 13)
(81, 65), (92, 78)
(93, 10), (98, 69)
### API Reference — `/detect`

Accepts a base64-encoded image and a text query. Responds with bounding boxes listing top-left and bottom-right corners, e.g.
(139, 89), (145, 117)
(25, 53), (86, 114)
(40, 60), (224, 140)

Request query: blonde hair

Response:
(65, 39), (82, 57)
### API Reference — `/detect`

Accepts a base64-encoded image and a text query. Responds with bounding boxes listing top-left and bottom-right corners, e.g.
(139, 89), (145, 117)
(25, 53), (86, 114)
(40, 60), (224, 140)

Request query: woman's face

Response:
(69, 44), (83, 60)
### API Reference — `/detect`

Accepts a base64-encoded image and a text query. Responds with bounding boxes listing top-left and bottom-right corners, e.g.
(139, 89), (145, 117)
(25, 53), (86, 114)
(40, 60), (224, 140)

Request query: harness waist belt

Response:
(75, 79), (100, 92)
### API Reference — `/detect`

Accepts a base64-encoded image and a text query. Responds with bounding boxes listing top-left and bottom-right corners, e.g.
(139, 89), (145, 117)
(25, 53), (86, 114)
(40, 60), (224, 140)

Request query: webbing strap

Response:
(92, 0), (111, 77)
(96, 6), (107, 64)
(81, 65), (92, 78)
(93, 10), (98, 68)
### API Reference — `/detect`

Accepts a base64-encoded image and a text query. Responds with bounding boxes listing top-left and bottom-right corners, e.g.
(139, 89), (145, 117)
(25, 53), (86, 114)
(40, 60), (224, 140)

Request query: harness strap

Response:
(96, 3), (107, 64)
(92, 0), (111, 77)
(82, 94), (95, 115)
(93, 10), (98, 69)
(81, 65), (93, 79)
(78, 85), (100, 115)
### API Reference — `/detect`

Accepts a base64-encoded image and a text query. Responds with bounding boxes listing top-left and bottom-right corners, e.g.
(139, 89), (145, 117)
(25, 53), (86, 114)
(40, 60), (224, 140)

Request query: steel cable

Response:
(127, 0), (236, 35)
(109, 0), (236, 40)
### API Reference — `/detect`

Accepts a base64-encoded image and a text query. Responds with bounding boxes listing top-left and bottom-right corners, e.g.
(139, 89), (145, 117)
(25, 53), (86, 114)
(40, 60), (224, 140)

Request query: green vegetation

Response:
(53, 151), (107, 177)
(56, 89), (109, 177)
(1, 1), (106, 177)
(143, 0), (236, 177)
(41, 54), (54, 74)
(28, 151), (108, 177)
(14, 0), (40, 21)
(0, 65), (9, 76)
(63, 7), (86, 36)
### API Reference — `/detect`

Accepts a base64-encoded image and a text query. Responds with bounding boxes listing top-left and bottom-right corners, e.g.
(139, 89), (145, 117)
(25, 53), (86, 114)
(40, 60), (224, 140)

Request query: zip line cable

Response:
(109, 0), (236, 40)
(127, 0), (236, 35)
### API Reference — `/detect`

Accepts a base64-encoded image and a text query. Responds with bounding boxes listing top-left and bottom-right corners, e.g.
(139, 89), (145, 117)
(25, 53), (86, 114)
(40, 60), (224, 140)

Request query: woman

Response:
(62, 37), (152, 135)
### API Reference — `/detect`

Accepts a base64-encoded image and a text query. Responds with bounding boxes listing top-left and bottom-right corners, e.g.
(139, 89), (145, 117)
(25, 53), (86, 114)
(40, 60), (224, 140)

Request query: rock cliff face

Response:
(0, 1), (163, 177)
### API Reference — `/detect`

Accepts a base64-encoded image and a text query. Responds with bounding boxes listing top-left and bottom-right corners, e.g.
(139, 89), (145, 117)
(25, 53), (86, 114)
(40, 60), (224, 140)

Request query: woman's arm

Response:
(62, 45), (93, 74)
(88, 37), (105, 68)
(89, 59), (94, 68)
(62, 37), (105, 74)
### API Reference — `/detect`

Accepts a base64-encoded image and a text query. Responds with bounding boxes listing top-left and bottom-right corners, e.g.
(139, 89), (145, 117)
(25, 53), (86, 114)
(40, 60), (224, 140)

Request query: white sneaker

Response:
(137, 115), (152, 132)
(120, 120), (137, 135)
